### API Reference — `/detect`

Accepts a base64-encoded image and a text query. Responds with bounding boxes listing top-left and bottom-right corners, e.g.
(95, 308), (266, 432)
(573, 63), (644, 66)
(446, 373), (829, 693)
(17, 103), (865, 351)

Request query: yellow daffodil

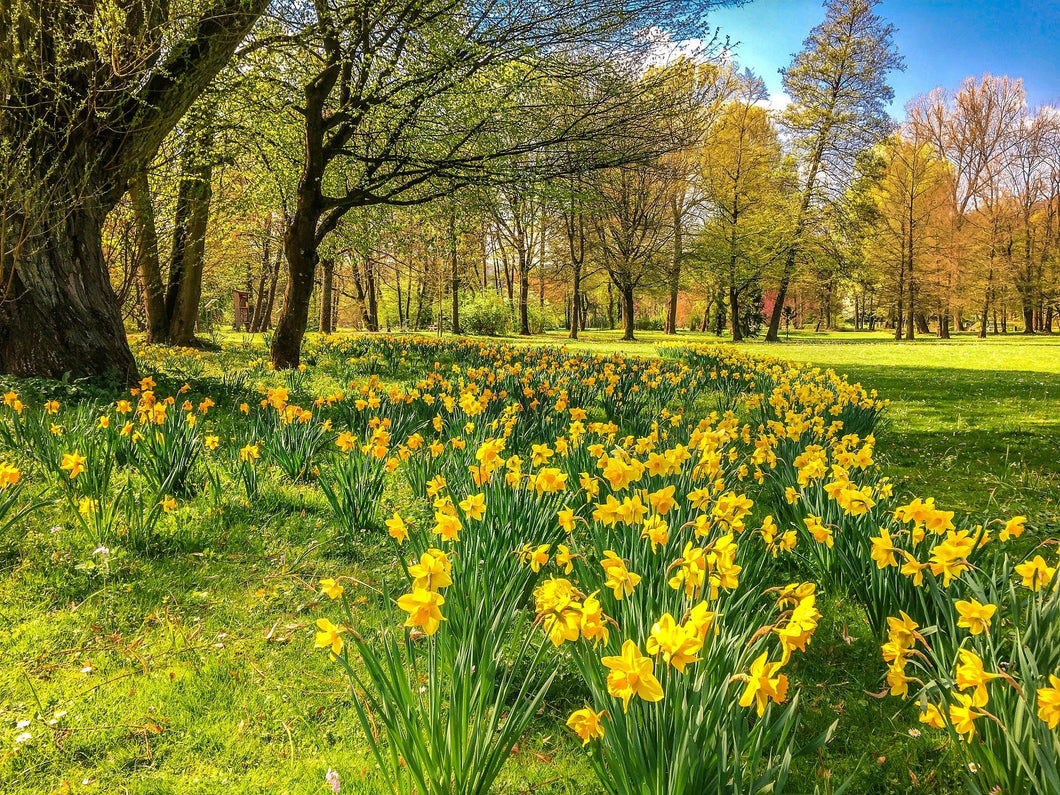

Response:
(601, 640), (664, 712)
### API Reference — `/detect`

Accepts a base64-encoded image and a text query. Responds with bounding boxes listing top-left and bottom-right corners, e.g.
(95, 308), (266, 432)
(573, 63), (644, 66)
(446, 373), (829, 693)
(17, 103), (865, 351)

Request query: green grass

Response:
(2, 328), (1056, 794)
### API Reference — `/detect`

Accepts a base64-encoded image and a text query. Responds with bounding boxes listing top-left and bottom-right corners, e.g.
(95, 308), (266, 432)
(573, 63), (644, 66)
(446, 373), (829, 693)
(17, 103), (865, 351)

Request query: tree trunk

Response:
(0, 199), (138, 382)
(569, 263), (581, 340)
(262, 242), (282, 332)
(250, 217), (273, 333)
(128, 168), (168, 343)
(272, 208), (318, 369)
(621, 281), (635, 341)
(729, 284), (743, 342)
(319, 257), (335, 333)
(1022, 305), (1035, 334)
(166, 107), (216, 346)
(518, 247), (531, 335)
(450, 212), (461, 335)
(365, 258), (378, 331)
(766, 251), (794, 343)
(666, 205), (682, 335)
(766, 150), (824, 342)
(979, 273), (992, 339)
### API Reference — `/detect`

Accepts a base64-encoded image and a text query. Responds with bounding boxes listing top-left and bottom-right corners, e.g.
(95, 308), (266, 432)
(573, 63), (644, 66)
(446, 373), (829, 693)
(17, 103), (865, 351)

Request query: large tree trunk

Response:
(272, 210), (318, 369)
(270, 55), (338, 368)
(1022, 304), (1035, 334)
(128, 168), (168, 343)
(0, 199), (138, 382)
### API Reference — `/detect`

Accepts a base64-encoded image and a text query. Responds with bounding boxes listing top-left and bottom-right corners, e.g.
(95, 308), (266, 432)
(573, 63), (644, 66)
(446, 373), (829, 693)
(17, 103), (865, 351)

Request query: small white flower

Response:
(15, 719), (30, 729)
(50, 526), (61, 534)
(907, 728), (920, 738)
(968, 762), (981, 773)
(325, 768), (341, 794)
(81, 665), (93, 674)
(92, 546), (109, 556)
(14, 732), (31, 744)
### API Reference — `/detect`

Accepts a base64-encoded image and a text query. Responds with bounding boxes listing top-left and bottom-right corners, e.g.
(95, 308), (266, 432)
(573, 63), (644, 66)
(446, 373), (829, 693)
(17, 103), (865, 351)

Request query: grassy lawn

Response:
(1, 329), (1055, 794)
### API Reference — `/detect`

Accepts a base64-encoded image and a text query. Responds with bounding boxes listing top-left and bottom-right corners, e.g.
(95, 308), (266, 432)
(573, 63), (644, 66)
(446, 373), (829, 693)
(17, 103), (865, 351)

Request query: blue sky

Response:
(707, 0), (1060, 113)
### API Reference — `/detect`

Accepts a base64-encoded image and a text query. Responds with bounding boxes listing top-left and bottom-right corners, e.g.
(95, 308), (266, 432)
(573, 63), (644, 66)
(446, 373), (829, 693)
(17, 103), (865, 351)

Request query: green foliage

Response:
(460, 292), (514, 336)
(319, 447), (387, 541)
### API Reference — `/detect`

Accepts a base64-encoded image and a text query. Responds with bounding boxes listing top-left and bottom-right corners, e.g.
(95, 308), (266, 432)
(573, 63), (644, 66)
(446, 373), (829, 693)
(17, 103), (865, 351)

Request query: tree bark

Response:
(250, 216), (273, 333)
(272, 210), (319, 368)
(620, 281), (635, 341)
(0, 199), (138, 382)
(569, 264), (581, 340)
(128, 168), (168, 343)
(450, 211), (461, 335)
(166, 107), (215, 345)
(319, 257), (335, 333)
(270, 53), (339, 368)
(665, 203), (682, 335)
(365, 257), (379, 331)
(729, 284), (743, 342)
(518, 246), (531, 335)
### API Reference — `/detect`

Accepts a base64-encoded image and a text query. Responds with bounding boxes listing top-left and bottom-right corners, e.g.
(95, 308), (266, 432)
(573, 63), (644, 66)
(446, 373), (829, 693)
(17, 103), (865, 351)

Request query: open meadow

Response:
(5, 0), (1060, 792)
(1, 331), (1058, 795)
